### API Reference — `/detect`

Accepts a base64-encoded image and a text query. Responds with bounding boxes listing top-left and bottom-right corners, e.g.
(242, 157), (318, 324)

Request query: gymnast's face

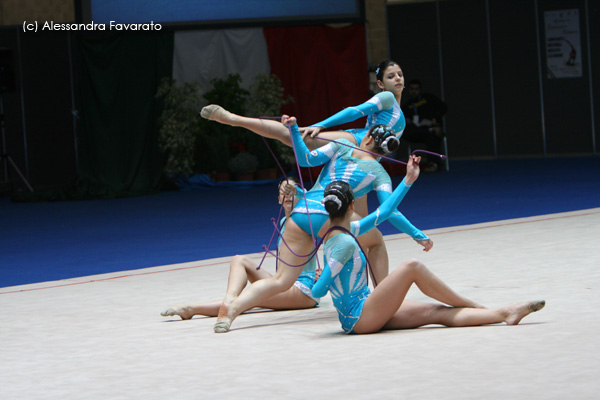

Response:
(378, 64), (404, 94)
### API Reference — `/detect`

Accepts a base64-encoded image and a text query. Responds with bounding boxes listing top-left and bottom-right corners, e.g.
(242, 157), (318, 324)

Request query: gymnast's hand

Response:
(314, 268), (322, 282)
(416, 238), (434, 252)
(405, 155), (422, 186)
(300, 126), (323, 139)
(281, 115), (297, 127)
(278, 180), (297, 201)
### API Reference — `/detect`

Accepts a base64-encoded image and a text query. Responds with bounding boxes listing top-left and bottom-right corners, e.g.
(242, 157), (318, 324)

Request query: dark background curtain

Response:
(75, 31), (174, 198)
(388, 0), (599, 158)
(264, 24), (369, 129)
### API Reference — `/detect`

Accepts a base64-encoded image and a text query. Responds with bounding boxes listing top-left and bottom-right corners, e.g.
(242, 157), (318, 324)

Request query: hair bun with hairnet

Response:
(370, 125), (399, 154)
(321, 194), (342, 210)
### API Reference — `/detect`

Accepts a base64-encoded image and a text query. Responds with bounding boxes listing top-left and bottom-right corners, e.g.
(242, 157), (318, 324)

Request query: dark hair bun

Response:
(370, 125), (398, 154)
(323, 181), (354, 219)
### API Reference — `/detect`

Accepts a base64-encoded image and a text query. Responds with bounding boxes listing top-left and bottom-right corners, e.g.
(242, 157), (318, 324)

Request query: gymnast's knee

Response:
(369, 227), (385, 247)
(398, 258), (424, 273)
(357, 226), (385, 248)
(232, 254), (253, 268)
(232, 254), (246, 263)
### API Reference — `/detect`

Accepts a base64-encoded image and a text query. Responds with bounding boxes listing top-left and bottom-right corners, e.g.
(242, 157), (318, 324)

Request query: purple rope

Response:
(259, 116), (446, 165)
(260, 223), (378, 287)
(254, 126), (320, 270)
(286, 125), (322, 271)
(254, 116), (323, 271)
(255, 119), (319, 256)
(313, 135), (446, 165)
(259, 216), (321, 267)
(260, 136), (288, 181)
(255, 213), (283, 271)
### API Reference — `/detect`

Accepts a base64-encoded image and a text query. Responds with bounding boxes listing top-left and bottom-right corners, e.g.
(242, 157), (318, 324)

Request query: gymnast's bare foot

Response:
(214, 303), (233, 333)
(160, 305), (196, 320)
(504, 300), (545, 325)
(201, 104), (236, 125)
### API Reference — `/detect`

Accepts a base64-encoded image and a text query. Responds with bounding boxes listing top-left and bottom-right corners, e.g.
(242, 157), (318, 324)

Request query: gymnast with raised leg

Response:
(313, 180), (546, 334)
(201, 59), (411, 219)
(200, 60), (406, 151)
(161, 177), (319, 320)
(213, 116), (431, 333)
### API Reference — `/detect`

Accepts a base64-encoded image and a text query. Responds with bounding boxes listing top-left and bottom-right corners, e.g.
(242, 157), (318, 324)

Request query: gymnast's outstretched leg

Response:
(160, 255), (268, 319)
(201, 105), (357, 150)
(161, 255), (316, 319)
(352, 259), (544, 334)
(380, 299), (545, 331)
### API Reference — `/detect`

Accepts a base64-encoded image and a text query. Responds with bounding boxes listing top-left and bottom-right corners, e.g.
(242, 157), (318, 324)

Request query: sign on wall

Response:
(544, 9), (582, 79)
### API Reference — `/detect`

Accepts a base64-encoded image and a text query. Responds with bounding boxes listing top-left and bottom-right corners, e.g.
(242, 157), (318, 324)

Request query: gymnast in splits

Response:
(313, 180), (546, 334)
(161, 176), (320, 320)
(213, 116), (431, 333)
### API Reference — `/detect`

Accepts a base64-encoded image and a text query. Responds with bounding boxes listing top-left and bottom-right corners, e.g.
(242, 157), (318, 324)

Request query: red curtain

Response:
(263, 24), (370, 130)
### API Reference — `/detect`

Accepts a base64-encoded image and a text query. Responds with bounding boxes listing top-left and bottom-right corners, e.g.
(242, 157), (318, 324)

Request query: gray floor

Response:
(1, 208), (599, 400)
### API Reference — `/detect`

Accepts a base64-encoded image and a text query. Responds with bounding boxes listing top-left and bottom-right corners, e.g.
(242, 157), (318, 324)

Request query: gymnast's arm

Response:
(283, 116), (337, 167)
(311, 266), (333, 299)
(312, 239), (354, 299)
(310, 92), (395, 129)
(373, 169), (432, 248)
(377, 189), (430, 242)
(353, 155), (421, 235)
(353, 178), (413, 236)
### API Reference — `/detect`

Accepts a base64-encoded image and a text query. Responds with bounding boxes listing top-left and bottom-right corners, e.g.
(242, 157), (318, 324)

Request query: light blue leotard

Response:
(311, 179), (413, 333)
(288, 123), (428, 242)
(310, 92), (405, 146)
(279, 216), (319, 304)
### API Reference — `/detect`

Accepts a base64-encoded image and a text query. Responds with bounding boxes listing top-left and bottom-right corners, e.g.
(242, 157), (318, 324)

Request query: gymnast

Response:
(161, 176), (319, 320)
(302, 59), (406, 146)
(212, 116), (431, 333)
(313, 180), (546, 334)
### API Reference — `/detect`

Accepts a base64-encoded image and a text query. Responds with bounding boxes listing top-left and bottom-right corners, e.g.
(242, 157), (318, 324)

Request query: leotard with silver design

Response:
(310, 92), (405, 146)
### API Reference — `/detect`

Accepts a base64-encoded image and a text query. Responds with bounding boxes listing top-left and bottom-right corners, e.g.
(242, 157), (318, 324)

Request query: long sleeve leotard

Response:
(311, 178), (414, 332)
(310, 91), (406, 145)
(289, 123), (428, 241)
